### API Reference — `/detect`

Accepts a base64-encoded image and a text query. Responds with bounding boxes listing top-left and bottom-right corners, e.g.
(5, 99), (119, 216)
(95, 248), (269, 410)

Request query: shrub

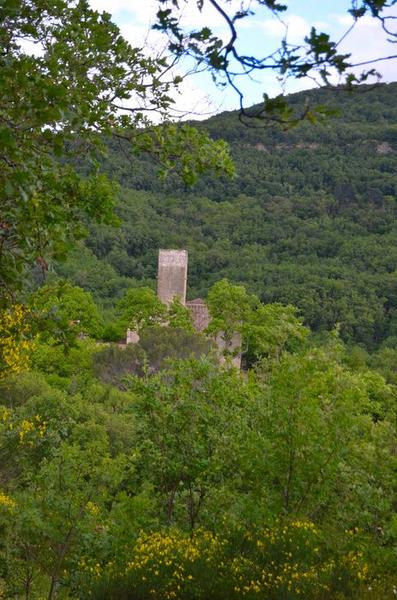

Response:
(79, 524), (380, 600)
(93, 344), (146, 388)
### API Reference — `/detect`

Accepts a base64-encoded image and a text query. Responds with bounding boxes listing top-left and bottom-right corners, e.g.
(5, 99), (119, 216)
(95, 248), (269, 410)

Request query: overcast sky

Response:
(90, 0), (397, 117)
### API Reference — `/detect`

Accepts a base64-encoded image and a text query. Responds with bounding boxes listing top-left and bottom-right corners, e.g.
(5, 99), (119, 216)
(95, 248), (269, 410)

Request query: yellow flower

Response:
(0, 490), (16, 509)
(0, 304), (33, 380)
(86, 501), (100, 517)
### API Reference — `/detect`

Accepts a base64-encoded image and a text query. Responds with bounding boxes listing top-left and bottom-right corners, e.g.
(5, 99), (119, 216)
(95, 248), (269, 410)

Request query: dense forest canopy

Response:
(57, 82), (397, 349)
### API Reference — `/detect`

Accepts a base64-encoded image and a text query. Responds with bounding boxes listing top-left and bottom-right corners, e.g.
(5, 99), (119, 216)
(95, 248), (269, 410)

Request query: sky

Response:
(89, 0), (397, 118)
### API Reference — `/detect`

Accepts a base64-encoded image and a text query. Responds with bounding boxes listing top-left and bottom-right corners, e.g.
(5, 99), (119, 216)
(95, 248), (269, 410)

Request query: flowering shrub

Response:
(0, 490), (15, 510)
(0, 408), (47, 452)
(79, 529), (226, 599)
(81, 523), (377, 600)
(17, 415), (47, 446)
(0, 304), (32, 380)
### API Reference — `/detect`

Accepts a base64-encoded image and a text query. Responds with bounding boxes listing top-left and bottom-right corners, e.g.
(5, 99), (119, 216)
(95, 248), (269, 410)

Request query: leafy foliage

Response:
(84, 525), (378, 600)
(0, 304), (32, 380)
(116, 287), (166, 333)
(0, 0), (233, 301)
(30, 281), (104, 340)
(1, 323), (396, 598)
(1, 3), (397, 598)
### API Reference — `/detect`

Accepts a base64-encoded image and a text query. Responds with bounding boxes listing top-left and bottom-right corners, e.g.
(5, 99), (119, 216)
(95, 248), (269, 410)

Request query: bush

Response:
(139, 326), (213, 373)
(79, 524), (383, 600)
(93, 344), (146, 388)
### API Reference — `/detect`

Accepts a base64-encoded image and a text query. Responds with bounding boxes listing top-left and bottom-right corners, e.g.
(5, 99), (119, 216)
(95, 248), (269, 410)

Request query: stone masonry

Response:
(157, 249), (188, 306)
(185, 298), (210, 333)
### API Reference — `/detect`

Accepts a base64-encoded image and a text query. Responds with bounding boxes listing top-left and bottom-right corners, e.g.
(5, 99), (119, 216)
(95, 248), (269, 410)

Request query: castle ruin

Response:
(127, 249), (241, 368)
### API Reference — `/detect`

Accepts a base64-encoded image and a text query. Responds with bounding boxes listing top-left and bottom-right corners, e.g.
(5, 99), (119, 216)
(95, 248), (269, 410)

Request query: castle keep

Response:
(157, 249), (188, 306)
(156, 249), (211, 333)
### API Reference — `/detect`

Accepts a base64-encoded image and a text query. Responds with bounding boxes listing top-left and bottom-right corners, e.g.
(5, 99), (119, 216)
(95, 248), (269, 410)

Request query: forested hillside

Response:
(3, 0), (397, 596)
(59, 83), (397, 348)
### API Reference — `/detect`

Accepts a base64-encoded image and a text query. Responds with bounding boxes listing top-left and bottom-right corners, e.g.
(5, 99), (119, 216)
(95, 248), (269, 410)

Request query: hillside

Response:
(59, 83), (397, 348)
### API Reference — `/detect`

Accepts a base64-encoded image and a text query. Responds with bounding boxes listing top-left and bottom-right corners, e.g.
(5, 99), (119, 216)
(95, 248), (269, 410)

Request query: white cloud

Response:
(261, 15), (308, 41)
(259, 14), (330, 45)
(332, 8), (397, 82)
(90, 0), (156, 19)
(118, 21), (165, 51)
(174, 0), (255, 30)
(170, 77), (226, 119)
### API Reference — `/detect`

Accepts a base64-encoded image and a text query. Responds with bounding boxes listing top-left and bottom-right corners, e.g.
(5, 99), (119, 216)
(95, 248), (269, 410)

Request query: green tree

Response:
(236, 346), (397, 530)
(0, 371), (137, 599)
(0, 0), (234, 302)
(130, 358), (249, 531)
(244, 303), (309, 365)
(206, 278), (255, 356)
(206, 280), (308, 365)
(1, 336), (396, 597)
(2, 443), (126, 599)
(139, 325), (213, 372)
(93, 343), (146, 388)
(167, 298), (195, 332)
(30, 281), (103, 340)
(116, 287), (166, 333)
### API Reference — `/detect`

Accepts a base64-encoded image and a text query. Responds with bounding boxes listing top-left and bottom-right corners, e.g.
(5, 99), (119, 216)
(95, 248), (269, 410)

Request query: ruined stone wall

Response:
(185, 299), (210, 333)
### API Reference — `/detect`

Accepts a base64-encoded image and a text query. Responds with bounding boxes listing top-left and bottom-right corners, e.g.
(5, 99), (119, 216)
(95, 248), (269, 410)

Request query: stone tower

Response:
(157, 249), (188, 306)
